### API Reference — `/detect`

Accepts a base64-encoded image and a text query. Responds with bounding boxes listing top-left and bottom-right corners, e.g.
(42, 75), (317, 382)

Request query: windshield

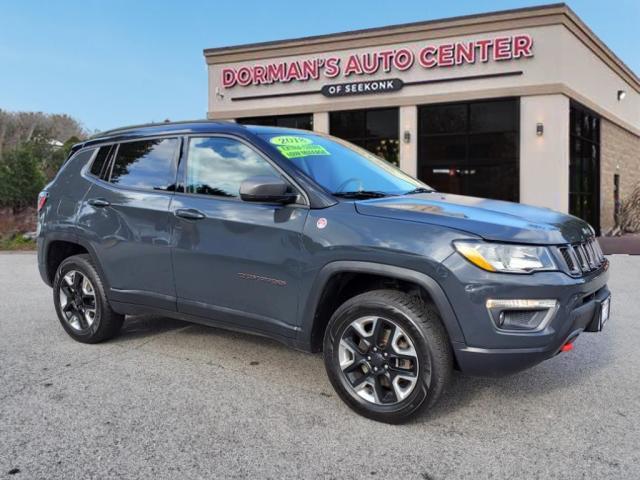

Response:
(259, 132), (432, 197)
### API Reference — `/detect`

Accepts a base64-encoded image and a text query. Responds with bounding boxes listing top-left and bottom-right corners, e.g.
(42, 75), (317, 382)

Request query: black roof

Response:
(74, 120), (337, 209)
(82, 120), (312, 148)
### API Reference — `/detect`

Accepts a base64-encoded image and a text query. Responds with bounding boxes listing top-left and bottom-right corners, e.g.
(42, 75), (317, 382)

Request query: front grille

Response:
(557, 238), (605, 275)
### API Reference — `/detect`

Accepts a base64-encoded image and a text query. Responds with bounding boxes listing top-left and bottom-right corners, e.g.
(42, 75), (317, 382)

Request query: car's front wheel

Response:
(323, 289), (453, 423)
(53, 254), (124, 343)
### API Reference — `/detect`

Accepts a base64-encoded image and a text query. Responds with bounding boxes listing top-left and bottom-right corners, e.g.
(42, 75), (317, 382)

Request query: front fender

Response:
(297, 261), (465, 351)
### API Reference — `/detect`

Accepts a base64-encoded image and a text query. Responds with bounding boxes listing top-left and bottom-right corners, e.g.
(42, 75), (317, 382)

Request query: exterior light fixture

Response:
(617, 90), (626, 101)
(403, 130), (411, 143)
(536, 123), (544, 136)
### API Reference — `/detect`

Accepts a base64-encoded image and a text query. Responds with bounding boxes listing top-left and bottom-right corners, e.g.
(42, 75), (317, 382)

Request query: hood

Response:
(355, 192), (594, 245)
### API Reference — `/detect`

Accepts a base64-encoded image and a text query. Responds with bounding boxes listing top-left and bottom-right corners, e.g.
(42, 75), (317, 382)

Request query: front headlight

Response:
(454, 241), (556, 273)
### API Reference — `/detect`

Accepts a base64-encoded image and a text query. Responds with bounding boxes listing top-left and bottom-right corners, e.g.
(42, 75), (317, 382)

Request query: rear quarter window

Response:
(109, 138), (178, 191)
(89, 145), (112, 179)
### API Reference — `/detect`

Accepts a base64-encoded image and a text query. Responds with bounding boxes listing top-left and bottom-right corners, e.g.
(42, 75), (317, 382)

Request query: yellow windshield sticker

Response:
(270, 135), (330, 159)
(270, 135), (313, 146)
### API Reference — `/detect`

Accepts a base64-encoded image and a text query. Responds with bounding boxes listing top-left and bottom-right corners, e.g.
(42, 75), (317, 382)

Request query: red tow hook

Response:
(560, 341), (574, 353)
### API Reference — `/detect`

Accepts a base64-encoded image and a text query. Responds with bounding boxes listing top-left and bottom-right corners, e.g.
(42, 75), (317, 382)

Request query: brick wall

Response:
(600, 119), (640, 233)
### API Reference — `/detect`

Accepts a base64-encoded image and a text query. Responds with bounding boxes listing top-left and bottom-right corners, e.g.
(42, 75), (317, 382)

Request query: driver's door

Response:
(170, 135), (308, 338)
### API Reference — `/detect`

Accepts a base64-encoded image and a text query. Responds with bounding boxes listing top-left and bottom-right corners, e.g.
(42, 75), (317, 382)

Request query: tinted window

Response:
(469, 101), (518, 133)
(329, 108), (399, 166)
(109, 138), (178, 191)
(186, 137), (279, 198)
(89, 145), (112, 179)
(237, 114), (313, 131)
(569, 103), (600, 232)
(419, 104), (467, 134)
(418, 99), (519, 202)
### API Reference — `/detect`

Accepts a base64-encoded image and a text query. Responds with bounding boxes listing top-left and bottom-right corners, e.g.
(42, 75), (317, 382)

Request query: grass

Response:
(0, 233), (36, 250)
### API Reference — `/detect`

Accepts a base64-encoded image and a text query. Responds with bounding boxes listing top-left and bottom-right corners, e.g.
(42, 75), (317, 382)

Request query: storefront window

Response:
(417, 99), (519, 202)
(329, 108), (400, 166)
(236, 113), (313, 130)
(569, 103), (600, 233)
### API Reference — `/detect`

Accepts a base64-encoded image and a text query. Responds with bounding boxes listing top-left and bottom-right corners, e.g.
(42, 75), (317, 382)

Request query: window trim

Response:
(178, 133), (310, 207)
(100, 135), (181, 194)
(86, 144), (115, 181)
(79, 147), (99, 176)
(70, 147), (100, 183)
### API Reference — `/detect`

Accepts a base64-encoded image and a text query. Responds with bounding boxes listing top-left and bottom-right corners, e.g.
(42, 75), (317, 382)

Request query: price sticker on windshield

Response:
(270, 136), (330, 159)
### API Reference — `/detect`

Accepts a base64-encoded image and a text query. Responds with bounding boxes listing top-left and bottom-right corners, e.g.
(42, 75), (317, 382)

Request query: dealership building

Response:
(204, 3), (639, 234)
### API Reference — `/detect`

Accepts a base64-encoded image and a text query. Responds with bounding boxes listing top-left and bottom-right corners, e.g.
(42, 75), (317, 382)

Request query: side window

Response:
(109, 138), (178, 191)
(89, 145), (112, 179)
(186, 137), (279, 198)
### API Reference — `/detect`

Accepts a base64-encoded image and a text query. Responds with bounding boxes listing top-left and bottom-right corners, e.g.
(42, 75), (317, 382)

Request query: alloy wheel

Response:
(58, 270), (97, 332)
(338, 316), (422, 405)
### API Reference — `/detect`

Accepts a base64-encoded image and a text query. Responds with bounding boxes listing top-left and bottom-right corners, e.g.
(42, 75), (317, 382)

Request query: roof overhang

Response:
(203, 3), (639, 93)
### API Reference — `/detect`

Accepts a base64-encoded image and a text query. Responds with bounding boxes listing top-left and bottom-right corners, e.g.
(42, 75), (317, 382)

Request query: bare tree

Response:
(0, 110), (87, 160)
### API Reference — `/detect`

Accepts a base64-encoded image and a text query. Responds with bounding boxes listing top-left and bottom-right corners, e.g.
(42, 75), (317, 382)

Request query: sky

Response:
(0, 0), (638, 133)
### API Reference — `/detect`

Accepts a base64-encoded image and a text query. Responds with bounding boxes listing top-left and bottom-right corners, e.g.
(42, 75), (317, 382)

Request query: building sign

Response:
(221, 34), (533, 89)
(321, 78), (403, 97)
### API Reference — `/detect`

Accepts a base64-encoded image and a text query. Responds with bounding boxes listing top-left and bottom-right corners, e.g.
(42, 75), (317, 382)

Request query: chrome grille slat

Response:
(559, 238), (604, 276)
(584, 242), (596, 269)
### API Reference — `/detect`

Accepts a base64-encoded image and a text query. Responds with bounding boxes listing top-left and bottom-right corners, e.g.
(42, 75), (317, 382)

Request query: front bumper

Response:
(440, 253), (611, 376)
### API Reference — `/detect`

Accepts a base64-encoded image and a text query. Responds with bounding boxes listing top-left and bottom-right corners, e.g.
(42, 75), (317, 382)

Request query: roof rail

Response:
(91, 119), (232, 139)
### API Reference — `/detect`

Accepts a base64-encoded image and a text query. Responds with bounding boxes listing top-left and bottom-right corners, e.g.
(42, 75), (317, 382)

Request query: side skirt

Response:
(109, 300), (302, 351)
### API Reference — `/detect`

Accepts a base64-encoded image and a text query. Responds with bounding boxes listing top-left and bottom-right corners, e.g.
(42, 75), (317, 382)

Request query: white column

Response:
(399, 106), (418, 177)
(313, 112), (329, 134)
(520, 95), (570, 213)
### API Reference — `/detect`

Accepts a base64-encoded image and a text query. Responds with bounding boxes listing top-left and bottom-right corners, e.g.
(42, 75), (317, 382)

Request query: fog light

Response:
(486, 299), (558, 332)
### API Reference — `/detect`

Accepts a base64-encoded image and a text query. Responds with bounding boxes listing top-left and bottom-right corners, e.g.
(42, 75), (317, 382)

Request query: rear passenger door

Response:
(77, 137), (180, 311)
(170, 135), (309, 337)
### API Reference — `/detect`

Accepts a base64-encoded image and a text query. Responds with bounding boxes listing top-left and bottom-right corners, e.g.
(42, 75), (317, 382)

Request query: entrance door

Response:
(569, 103), (601, 233)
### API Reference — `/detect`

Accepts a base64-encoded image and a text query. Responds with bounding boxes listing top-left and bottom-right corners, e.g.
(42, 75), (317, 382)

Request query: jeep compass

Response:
(37, 121), (611, 423)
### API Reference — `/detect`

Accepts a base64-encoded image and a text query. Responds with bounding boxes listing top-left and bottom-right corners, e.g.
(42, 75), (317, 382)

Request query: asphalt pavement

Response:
(1, 252), (638, 479)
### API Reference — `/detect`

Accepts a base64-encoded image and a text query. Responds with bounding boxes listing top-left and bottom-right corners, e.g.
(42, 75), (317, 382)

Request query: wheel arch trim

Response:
(298, 261), (466, 350)
(39, 232), (111, 292)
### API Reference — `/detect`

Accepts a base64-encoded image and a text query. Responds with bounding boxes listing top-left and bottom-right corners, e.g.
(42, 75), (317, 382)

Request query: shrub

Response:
(0, 141), (47, 212)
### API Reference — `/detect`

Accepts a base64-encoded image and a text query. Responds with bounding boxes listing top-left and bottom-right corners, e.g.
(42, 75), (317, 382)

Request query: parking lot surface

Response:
(1, 253), (638, 479)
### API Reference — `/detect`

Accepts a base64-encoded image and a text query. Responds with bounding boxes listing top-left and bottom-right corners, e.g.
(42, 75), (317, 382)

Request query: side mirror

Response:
(239, 176), (298, 204)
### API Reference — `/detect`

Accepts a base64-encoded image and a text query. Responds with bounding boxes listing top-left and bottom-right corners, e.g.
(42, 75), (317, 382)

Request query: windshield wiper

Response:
(403, 187), (434, 195)
(332, 190), (390, 199)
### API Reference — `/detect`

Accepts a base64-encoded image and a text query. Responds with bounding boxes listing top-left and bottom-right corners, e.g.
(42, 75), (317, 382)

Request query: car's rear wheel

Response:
(53, 254), (124, 343)
(323, 289), (453, 423)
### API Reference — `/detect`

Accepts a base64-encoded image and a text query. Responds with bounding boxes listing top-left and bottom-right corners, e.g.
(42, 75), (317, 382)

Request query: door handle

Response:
(88, 198), (110, 208)
(174, 208), (206, 220)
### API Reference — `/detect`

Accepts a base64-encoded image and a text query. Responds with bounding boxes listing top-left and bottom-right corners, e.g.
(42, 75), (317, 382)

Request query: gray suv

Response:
(37, 121), (611, 423)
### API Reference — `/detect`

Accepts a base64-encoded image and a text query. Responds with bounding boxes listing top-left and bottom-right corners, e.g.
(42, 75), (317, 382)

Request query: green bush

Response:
(0, 141), (47, 212)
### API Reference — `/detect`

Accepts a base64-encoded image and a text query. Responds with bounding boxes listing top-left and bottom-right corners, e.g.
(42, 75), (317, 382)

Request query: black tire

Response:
(323, 289), (453, 423)
(53, 254), (124, 343)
